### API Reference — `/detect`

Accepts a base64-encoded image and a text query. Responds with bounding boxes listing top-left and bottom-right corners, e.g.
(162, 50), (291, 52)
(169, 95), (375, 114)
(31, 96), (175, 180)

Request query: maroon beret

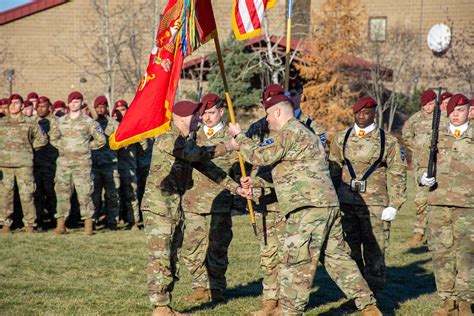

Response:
(38, 96), (50, 105)
(68, 91), (83, 103)
(9, 94), (24, 104)
(24, 100), (33, 108)
(441, 92), (453, 101)
(53, 100), (66, 110)
(0, 98), (9, 106)
(353, 96), (377, 113)
(94, 95), (108, 107)
(420, 89), (436, 107)
(173, 100), (201, 117)
(27, 92), (39, 100)
(447, 93), (469, 117)
(200, 93), (223, 115)
(262, 84), (294, 109)
(114, 100), (128, 108)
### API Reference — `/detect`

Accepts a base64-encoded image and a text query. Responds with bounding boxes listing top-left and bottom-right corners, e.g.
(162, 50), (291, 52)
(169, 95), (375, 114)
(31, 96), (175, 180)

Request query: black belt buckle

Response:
(350, 179), (367, 193)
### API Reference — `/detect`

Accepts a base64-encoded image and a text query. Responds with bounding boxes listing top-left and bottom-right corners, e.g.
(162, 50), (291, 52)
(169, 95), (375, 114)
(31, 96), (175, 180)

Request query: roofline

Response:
(0, 0), (68, 26)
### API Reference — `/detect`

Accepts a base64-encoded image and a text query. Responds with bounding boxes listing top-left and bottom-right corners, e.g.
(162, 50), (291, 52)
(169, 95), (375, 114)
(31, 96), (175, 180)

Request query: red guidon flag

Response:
(232, 0), (276, 41)
(110, 0), (217, 150)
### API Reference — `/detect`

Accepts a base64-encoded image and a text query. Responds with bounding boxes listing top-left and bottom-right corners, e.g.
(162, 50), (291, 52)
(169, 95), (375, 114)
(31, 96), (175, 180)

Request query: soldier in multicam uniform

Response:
(0, 98), (9, 117)
(51, 91), (106, 236)
(91, 96), (120, 230)
(228, 85), (381, 316)
(143, 100), (248, 316)
(114, 99), (140, 231)
(419, 94), (473, 316)
(34, 96), (59, 230)
(329, 96), (407, 293)
(180, 93), (238, 304)
(0, 94), (48, 233)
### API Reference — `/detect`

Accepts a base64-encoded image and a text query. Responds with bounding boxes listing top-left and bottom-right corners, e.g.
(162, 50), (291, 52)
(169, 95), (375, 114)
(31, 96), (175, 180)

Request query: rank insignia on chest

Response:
(358, 130), (365, 137)
(259, 138), (274, 147)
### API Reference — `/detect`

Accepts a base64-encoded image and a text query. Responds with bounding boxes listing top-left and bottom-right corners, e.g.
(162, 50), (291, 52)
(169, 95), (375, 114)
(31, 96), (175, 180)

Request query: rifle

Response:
(427, 87), (445, 191)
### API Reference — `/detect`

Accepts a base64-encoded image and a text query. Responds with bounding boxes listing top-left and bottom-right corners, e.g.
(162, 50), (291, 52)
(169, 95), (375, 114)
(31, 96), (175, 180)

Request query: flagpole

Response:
(213, 33), (258, 238)
(284, 0), (293, 91)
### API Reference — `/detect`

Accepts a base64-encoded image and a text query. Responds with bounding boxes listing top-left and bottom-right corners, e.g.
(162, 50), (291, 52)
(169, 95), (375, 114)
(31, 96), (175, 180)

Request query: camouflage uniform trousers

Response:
(0, 167), (36, 227)
(427, 205), (474, 302)
(340, 203), (390, 291)
(119, 174), (139, 224)
(413, 174), (429, 236)
(33, 164), (57, 227)
(280, 206), (375, 314)
(92, 165), (120, 224)
(55, 164), (94, 220)
(181, 211), (233, 291)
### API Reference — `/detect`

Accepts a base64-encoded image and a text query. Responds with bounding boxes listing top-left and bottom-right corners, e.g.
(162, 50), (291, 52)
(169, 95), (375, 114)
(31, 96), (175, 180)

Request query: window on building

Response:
(369, 17), (387, 42)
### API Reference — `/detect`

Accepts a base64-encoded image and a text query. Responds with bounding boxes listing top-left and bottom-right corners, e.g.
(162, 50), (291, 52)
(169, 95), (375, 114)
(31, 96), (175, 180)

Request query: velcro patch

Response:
(259, 138), (274, 147)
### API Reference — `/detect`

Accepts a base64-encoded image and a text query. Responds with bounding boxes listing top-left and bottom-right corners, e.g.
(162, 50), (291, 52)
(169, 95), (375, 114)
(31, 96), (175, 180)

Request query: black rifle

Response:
(427, 87), (444, 191)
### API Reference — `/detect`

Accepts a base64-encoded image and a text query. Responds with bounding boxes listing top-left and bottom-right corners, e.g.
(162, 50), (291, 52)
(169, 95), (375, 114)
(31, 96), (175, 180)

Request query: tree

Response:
(297, 0), (363, 134)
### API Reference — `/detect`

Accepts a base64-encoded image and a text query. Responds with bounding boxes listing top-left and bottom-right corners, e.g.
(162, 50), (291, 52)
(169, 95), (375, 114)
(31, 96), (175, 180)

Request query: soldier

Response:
(402, 90), (437, 247)
(0, 98), (9, 117)
(329, 96), (407, 293)
(22, 100), (34, 117)
(114, 100), (140, 230)
(180, 93), (238, 303)
(51, 91), (106, 235)
(91, 96), (120, 230)
(469, 99), (474, 120)
(440, 92), (453, 113)
(0, 94), (48, 233)
(53, 100), (67, 117)
(228, 86), (381, 316)
(27, 92), (39, 109)
(419, 94), (473, 316)
(34, 96), (59, 230)
(143, 100), (247, 316)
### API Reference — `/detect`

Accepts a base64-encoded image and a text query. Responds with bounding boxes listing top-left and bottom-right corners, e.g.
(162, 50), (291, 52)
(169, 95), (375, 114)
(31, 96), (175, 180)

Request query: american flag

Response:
(232, 0), (276, 40)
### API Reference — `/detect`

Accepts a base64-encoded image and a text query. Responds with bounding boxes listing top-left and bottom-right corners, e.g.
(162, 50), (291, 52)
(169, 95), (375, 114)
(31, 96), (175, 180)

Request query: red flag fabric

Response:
(232, 0), (276, 41)
(110, 0), (217, 150)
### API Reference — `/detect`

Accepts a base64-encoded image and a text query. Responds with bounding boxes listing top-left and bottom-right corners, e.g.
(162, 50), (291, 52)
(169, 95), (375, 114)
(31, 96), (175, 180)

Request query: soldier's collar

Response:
(449, 122), (469, 138)
(203, 121), (224, 138)
(8, 114), (26, 122)
(353, 123), (376, 137)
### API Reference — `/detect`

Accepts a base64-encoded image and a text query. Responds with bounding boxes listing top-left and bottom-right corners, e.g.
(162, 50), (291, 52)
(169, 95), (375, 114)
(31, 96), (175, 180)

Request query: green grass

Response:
(0, 174), (440, 315)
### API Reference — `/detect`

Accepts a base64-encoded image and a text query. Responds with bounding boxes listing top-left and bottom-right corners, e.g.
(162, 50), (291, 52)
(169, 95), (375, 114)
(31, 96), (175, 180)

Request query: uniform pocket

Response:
(284, 233), (311, 266)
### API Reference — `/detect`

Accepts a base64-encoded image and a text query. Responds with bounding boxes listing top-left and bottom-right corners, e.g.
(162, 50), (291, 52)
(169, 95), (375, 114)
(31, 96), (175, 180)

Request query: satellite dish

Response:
(427, 24), (451, 55)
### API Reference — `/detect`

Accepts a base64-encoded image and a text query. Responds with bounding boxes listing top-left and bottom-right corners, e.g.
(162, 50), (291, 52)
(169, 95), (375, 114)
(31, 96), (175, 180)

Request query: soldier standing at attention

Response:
(91, 96), (120, 230)
(419, 94), (473, 316)
(22, 100), (35, 118)
(143, 100), (247, 316)
(0, 94), (47, 233)
(180, 93), (237, 303)
(34, 96), (59, 230)
(329, 96), (407, 293)
(402, 89), (437, 247)
(228, 88), (382, 316)
(51, 91), (106, 235)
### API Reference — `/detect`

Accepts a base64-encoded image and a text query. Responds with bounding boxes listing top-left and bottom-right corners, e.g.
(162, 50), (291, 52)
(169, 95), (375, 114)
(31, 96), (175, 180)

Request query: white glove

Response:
(381, 207), (397, 221)
(420, 172), (436, 187)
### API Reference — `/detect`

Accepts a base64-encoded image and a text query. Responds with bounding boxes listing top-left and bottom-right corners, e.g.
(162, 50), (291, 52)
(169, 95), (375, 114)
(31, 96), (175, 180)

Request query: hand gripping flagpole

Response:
(213, 33), (258, 237)
(284, 0), (293, 90)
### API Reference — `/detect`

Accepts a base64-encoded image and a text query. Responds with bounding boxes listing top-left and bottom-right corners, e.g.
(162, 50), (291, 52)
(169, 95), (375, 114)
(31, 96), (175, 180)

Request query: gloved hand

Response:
(420, 172), (436, 187)
(381, 207), (397, 221)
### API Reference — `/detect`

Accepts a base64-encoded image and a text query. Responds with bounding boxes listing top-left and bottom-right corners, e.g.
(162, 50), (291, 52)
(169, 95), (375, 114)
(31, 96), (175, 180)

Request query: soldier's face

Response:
(0, 105), (8, 115)
(469, 106), (474, 120)
(95, 104), (108, 116)
(29, 99), (38, 108)
(9, 99), (23, 114)
(36, 102), (51, 118)
(69, 99), (83, 112)
(440, 98), (450, 112)
(202, 106), (224, 128)
(22, 106), (34, 117)
(423, 100), (435, 114)
(116, 106), (127, 118)
(449, 105), (469, 126)
(265, 107), (280, 131)
(354, 108), (376, 128)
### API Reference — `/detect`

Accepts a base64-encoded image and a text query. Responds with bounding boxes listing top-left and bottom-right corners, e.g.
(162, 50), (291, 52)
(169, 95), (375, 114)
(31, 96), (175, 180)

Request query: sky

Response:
(0, 0), (33, 12)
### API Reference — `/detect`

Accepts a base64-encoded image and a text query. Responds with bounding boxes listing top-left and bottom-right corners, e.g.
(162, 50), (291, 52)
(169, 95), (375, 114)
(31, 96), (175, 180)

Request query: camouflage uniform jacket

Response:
(51, 113), (106, 167)
(419, 124), (474, 208)
(402, 109), (432, 172)
(182, 124), (240, 214)
(91, 116), (119, 166)
(236, 117), (338, 217)
(329, 127), (407, 209)
(0, 114), (48, 167)
(34, 113), (59, 168)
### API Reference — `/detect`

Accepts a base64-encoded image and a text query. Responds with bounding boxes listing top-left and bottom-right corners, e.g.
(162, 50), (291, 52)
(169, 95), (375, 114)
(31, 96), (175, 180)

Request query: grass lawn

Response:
(0, 175), (441, 315)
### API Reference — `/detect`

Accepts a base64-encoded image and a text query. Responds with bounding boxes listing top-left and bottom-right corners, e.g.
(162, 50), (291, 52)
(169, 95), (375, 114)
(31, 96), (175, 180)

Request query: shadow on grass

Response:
(405, 245), (429, 255)
(309, 258), (436, 316)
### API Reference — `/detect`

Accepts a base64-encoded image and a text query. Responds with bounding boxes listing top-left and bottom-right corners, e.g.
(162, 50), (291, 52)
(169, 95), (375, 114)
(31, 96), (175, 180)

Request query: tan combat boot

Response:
(130, 223), (140, 232)
(432, 299), (457, 316)
(1, 225), (11, 234)
(210, 289), (225, 303)
(249, 299), (278, 316)
(54, 218), (66, 235)
(182, 287), (210, 303)
(458, 300), (473, 316)
(361, 304), (383, 316)
(84, 218), (94, 236)
(24, 226), (34, 233)
(408, 233), (424, 247)
(151, 305), (183, 316)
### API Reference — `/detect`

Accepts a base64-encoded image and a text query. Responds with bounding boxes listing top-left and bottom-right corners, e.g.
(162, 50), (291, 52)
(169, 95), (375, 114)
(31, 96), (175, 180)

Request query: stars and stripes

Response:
(232, 0), (276, 41)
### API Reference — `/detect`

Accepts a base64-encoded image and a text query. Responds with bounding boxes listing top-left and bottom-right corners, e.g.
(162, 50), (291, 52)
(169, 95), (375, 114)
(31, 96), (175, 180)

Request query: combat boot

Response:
(249, 299), (278, 316)
(24, 226), (35, 233)
(54, 218), (66, 235)
(432, 299), (457, 316)
(130, 223), (140, 232)
(361, 304), (383, 316)
(182, 287), (210, 303)
(151, 305), (183, 316)
(408, 233), (424, 247)
(458, 300), (472, 316)
(210, 289), (225, 303)
(84, 218), (94, 236)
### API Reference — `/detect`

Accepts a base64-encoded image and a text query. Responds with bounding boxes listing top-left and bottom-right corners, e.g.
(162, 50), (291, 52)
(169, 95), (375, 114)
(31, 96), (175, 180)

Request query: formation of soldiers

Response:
(0, 85), (472, 316)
